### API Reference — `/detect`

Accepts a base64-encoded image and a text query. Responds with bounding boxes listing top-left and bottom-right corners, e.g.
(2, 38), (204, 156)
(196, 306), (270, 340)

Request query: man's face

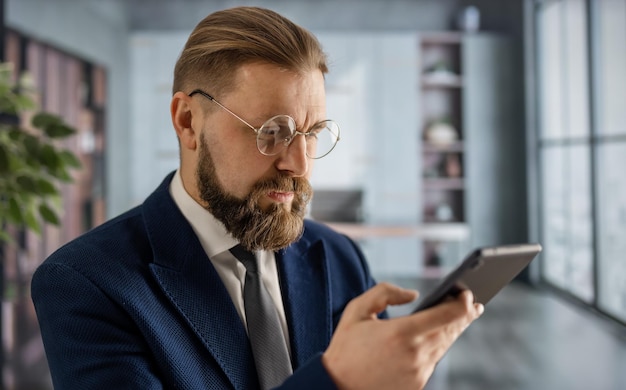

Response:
(191, 63), (326, 251)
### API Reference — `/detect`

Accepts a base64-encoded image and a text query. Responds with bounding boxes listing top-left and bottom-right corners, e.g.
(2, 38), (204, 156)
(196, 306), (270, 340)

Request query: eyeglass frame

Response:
(188, 89), (340, 159)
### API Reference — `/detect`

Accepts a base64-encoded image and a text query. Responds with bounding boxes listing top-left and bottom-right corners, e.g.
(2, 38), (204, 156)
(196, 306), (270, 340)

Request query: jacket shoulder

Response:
(38, 205), (148, 273)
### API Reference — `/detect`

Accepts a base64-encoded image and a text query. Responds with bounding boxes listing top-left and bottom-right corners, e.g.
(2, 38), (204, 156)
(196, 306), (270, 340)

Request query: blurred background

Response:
(0, 0), (624, 389)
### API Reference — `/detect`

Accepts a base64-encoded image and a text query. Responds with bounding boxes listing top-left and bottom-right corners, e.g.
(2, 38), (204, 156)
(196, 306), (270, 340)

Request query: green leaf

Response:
(36, 178), (58, 195)
(40, 144), (60, 169)
(0, 99), (17, 115)
(31, 113), (63, 129)
(46, 162), (73, 182)
(32, 113), (76, 138)
(39, 203), (60, 225)
(8, 196), (24, 224)
(58, 150), (82, 168)
(44, 123), (76, 139)
(8, 127), (24, 141)
(13, 94), (36, 111)
(15, 175), (38, 193)
(24, 153), (41, 169)
(23, 133), (40, 156)
(24, 208), (41, 234)
(56, 168), (73, 182)
(0, 143), (9, 173)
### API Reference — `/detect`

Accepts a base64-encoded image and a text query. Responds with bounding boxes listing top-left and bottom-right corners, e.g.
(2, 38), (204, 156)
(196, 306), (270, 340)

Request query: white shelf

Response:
(322, 222), (470, 242)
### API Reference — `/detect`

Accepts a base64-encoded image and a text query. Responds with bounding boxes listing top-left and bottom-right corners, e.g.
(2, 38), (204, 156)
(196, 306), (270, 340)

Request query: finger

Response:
(342, 282), (418, 322)
(457, 289), (485, 316)
(456, 289), (485, 316)
(399, 290), (481, 334)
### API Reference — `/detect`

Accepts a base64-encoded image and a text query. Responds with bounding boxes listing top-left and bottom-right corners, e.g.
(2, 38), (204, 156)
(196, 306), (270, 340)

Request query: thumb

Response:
(341, 282), (418, 322)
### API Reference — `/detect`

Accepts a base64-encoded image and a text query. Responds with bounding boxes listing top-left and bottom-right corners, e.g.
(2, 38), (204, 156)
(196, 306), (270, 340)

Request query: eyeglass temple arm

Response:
(188, 89), (258, 132)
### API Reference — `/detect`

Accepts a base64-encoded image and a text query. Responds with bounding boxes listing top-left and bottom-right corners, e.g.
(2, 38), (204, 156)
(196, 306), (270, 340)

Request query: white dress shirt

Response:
(168, 170), (291, 353)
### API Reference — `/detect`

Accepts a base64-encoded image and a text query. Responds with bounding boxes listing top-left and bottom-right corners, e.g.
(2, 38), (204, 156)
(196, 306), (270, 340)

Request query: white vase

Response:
(425, 122), (458, 146)
(457, 6), (480, 32)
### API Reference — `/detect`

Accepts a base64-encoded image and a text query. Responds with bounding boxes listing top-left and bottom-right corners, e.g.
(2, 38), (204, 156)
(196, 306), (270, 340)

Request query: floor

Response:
(382, 277), (626, 390)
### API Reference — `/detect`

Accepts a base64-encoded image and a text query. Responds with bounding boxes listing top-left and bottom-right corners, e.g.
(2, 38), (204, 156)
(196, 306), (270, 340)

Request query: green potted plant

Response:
(0, 62), (82, 242)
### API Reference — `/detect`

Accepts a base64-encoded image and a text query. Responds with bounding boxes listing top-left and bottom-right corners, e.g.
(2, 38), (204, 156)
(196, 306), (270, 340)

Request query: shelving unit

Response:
(416, 32), (521, 273)
(420, 33), (465, 222)
(419, 33), (467, 269)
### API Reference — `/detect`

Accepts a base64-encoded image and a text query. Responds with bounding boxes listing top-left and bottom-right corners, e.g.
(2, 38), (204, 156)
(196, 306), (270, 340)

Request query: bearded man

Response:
(32, 7), (482, 390)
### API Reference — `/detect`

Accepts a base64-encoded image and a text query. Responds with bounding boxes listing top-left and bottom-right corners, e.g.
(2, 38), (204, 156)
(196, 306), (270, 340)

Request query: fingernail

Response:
(475, 303), (484, 316)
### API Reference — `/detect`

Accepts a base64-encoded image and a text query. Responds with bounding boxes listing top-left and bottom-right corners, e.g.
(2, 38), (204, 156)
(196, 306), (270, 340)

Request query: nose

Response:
(274, 133), (309, 177)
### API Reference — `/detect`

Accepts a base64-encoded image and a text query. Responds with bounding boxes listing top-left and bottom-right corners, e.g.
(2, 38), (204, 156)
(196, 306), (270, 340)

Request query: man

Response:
(32, 6), (482, 390)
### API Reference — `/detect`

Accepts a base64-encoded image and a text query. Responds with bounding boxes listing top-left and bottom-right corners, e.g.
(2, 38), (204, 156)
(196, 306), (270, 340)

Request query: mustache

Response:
(250, 175), (312, 196)
(244, 175), (313, 216)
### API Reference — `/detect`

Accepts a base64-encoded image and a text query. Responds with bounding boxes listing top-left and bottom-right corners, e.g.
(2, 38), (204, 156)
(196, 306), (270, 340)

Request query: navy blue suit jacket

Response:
(32, 174), (377, 389)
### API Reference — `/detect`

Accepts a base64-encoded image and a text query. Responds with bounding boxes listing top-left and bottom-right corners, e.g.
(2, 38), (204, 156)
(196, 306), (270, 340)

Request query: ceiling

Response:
(121, 0), (464, 31)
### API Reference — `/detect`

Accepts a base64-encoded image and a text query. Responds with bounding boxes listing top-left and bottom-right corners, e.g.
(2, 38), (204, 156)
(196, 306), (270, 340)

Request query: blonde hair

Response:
(172, 6), (328, 97)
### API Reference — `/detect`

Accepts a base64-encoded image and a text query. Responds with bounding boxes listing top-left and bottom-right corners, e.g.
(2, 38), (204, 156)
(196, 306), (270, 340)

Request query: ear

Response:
(171, 91), (198, 150)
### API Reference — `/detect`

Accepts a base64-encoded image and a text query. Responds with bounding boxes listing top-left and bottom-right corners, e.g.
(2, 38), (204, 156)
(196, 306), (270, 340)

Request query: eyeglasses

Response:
(189, 89), (340, 159)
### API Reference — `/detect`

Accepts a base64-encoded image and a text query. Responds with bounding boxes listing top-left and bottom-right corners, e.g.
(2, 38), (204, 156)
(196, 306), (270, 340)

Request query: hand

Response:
(322, 283), (483, 390)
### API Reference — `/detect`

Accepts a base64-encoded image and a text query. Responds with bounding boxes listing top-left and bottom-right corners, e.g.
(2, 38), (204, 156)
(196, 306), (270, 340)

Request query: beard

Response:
(196, 133), (313, 252)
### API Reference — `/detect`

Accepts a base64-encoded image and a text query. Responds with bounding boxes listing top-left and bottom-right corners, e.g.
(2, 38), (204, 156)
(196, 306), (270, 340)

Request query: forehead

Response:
(224, 62), (326, 123)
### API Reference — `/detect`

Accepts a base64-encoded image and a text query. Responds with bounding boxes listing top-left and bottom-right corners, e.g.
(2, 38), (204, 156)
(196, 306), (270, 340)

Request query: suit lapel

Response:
(139, 174), (334, 384)
(277, 235), (332, 369)
(142, 175), (257, 390)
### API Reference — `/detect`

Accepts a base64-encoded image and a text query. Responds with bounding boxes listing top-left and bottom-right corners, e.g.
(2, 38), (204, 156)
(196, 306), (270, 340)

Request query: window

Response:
(594, 0), (626, 321)
(535, 0), (626, 323)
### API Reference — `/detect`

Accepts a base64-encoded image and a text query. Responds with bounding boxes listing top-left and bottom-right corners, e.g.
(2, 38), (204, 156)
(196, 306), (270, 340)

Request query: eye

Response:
(261, 116), (295, 137)
(261, 122), (280, 137)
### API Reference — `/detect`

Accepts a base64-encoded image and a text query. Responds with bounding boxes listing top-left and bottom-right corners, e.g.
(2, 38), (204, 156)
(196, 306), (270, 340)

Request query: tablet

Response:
(412, 243), (542, 312)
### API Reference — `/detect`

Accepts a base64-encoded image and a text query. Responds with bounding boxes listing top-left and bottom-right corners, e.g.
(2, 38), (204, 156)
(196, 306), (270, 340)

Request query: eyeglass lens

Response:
(257, 115), (340, 159)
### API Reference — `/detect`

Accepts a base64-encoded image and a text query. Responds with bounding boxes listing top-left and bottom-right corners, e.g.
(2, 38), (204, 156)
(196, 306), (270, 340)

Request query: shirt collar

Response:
(169, 170), (238, 258)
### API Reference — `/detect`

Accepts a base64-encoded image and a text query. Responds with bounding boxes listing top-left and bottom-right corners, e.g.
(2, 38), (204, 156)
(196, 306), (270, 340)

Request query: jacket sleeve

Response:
(31, 262), (165, 389)
(277, 353), (338, 390)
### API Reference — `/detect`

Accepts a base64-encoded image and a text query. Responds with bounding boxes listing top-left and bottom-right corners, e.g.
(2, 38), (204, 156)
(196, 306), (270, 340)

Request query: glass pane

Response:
(541, 147), (568, 289)
(538, 0), (590, 140)
(596, 142), (626, 321)
(563, 0), (590, 139)
(538, 3), (564, 140)
(541, 145), (594, 301)
(567, 145), (594, 301)
(596, 0), (626, 136)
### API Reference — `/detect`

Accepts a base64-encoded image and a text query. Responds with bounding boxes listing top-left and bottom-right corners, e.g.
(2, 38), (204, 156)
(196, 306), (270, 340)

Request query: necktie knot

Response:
(230, 244), (258, 273)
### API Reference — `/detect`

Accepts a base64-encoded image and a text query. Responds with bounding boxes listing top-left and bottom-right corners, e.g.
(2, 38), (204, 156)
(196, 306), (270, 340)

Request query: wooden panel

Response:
(92, 65), (107, 108)
(4, 30), (21, 78)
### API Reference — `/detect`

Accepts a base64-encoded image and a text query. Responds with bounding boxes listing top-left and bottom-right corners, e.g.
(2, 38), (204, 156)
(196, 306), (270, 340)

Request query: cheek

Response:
(202, 127), (278, 198)
(212, 151), (270, 199)
(212, 158), (247, 198)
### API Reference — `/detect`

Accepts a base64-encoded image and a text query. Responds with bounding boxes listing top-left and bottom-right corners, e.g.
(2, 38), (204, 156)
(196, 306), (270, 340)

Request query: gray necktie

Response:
(230, 245), (292, 389)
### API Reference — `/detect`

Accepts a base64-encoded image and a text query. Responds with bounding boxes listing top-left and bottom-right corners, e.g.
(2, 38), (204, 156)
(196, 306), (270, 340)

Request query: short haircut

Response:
(172, 6), (328, 98)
